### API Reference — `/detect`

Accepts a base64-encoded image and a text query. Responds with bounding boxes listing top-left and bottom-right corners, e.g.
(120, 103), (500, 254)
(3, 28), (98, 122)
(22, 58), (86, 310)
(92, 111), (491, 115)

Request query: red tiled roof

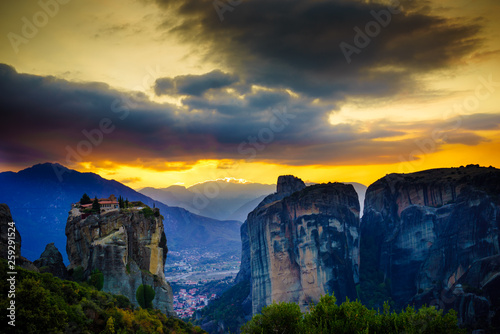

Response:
(80, 197), (118, 208)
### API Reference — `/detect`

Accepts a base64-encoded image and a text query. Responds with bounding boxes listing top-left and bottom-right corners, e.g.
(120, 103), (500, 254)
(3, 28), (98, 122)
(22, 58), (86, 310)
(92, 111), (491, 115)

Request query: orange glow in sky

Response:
(1, 0), (499, 188)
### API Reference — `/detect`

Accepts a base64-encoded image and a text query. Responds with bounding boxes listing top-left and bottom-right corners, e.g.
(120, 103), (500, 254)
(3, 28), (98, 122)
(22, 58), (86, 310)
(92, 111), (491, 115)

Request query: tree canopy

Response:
(241, 294), (464, 334)
(92, 196), (101, 213)
(80, 193), (92, 205)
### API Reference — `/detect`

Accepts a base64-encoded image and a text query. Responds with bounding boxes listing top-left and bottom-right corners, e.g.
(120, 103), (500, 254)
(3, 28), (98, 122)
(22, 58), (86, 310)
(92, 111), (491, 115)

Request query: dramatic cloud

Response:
(153, 0), (482, 99)
(155, 70), (239, 96)
(2, 63), (497, 172)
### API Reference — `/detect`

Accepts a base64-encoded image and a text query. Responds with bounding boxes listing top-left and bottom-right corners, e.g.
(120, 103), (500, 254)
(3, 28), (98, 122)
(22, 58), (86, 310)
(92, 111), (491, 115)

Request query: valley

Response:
(165, 248), (240, 285)
(1, 164), (499, 333)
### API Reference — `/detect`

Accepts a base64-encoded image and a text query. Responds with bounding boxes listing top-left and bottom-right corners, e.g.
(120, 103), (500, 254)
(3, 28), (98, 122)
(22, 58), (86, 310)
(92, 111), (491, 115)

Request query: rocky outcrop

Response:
(242, 175), (307, 315)
(248, 176), (360, 314)
(455, 255), (500, 329)
(66, 208), (174, 315)
(0, 204), (21, 259)
(276, 175), (306, 196)
(34, 243), (68, 279)
(361, 165), (500, 327)
(255, 175), (306, 211)
(0, 203), (38, 271)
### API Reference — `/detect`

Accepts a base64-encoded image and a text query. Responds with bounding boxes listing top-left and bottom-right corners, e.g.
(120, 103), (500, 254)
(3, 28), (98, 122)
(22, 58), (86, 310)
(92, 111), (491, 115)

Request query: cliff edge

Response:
(361, 165), (500, 328)
(248, 176), (360, 314)
(66, 207), (175, 315)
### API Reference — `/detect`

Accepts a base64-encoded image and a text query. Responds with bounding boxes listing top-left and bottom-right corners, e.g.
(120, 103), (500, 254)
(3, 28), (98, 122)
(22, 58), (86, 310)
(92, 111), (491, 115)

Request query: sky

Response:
(1, 0), (499, 189)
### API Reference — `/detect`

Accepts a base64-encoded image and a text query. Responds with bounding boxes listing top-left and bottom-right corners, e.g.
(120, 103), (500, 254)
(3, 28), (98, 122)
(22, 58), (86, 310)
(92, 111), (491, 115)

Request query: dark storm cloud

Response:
(178, 88), (293, 116)
(154, 70), (239, 96)
(247, 91), (291, 109)
(0, 64), (496, 171)
(153, 0), (482, 99)
(458, 113), (500, 131)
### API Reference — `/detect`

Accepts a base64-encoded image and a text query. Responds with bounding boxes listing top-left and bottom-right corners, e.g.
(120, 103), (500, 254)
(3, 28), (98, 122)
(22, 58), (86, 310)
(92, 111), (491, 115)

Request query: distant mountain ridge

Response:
(0, 163), (242, 263)
(140, 181), (367, 221)
(139, 181), (276, 222)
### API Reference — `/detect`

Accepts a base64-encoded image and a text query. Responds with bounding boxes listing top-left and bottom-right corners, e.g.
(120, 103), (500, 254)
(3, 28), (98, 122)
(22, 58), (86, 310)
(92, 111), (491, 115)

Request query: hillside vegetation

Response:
(0, 259), (205, 334)
(242, 294), (463, 334)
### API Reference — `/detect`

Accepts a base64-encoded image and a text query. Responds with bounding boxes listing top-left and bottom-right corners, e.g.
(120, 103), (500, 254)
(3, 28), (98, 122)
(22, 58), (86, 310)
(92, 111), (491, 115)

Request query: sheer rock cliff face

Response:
(0, 204), (21, 259)
(0, 203), (39, 271)
(235, 221), (251, 285)
(247, 176), (360, 314)
(66, 209), (174, 315)
(361, 165), (500, 325)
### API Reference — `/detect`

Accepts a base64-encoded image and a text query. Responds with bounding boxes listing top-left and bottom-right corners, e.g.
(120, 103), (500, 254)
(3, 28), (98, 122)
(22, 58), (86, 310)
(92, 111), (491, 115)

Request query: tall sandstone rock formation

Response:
(361, 165), (500, 327)
(248, 175), (360, 314)
(66, 208), (174, 315)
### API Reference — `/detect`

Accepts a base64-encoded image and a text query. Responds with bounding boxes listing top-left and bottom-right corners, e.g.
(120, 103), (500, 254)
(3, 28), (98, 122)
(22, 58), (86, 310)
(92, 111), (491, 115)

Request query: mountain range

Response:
(139, 181), (275, 222)
(0, 163), (242, 263)
(139, 181), (367, 221)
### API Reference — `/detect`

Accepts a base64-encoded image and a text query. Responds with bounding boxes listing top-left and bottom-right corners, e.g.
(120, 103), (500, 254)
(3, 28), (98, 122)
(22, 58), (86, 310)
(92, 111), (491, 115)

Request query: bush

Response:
(242, 301), (302, 334)
(141, 207), (155, 219)
(89, 269), (104, 291)
(136, 284), (155, 309)
(15, 277), (68, 333)
(0, 259), (206, 334)
(241, 293), (464, 334)
(115, 294), (132, 309)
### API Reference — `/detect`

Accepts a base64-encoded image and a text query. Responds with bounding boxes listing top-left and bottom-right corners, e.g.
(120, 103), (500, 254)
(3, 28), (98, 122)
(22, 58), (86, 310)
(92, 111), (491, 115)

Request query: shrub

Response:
(136, 284), (155, 309)
(89, 269), (104, 291)
(241, 293), (464, 334)
(141, 207), (154, 219)
(0, 259), (205, 334)
(241, 301), (302, 334)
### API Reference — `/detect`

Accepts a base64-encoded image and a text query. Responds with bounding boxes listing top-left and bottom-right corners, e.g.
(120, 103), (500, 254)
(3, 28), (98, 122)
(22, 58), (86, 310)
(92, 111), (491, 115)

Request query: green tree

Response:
(89, 269), (104, 291)
(241, 301), (302, 334)
(303, 295), (377, 333)
(80, 193), (92, 205)
(118, 196), (124, 209)
(241, 294), (464, 334)
(15, 277), (68, 333)
(0, 259), (206, 334)
(92, 196), (101, 213)
(141, 207), (154, 218)
(136, 284), (155, 309)
(102, 316), (115, 334)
